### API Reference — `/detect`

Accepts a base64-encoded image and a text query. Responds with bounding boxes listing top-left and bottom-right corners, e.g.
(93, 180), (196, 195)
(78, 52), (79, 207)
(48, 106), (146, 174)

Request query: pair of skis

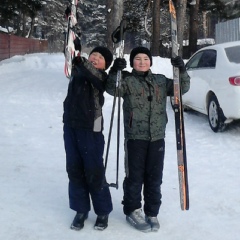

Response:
(169, 0), (189, 211)
(64, 0), (80, 78)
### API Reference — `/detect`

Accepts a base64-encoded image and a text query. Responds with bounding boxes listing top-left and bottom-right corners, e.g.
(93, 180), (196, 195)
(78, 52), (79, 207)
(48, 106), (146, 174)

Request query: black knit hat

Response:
(90, 46), (113, 70)
(130, 46), (152, 67)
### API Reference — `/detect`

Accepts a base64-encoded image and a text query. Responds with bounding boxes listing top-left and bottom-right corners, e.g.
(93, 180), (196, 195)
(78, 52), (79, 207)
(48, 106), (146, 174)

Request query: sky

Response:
(0, 52), (239, 240)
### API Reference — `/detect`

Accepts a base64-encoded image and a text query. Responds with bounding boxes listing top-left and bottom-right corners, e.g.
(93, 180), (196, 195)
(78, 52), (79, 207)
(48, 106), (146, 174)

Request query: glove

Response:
(73, 37), (81, 51)
(65, 6), (71, 18)
(72, 56), (85, 66)
(111, 58), (127, 71)
(171, 56), (186, 72)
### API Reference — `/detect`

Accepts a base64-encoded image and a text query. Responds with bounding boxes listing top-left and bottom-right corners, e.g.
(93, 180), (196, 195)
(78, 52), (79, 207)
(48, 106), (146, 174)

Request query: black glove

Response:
(72, 56), (85, 66)
(73, 37), (81, 51)
(111, 58), (127, 71)
(171, 56), (186, 72)
(65, 6), (71, 18)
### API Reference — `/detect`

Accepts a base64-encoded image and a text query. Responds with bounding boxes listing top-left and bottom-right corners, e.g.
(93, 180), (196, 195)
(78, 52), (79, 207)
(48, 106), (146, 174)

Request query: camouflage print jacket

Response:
(106, 69), (190, 141)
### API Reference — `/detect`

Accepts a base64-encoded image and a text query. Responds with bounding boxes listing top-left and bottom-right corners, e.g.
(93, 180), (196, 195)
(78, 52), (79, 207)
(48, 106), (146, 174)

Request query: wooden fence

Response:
(0, 32), (48, 61)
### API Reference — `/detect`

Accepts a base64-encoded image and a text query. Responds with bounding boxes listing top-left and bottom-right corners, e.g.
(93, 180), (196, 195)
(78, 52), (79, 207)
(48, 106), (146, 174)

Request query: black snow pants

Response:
(63, 124), (112, 216)
(123, 139), (165, 217)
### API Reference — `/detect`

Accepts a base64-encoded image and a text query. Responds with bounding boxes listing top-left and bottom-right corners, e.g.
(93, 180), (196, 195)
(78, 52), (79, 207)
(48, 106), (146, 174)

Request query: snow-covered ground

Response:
(0, 53), (239, 240)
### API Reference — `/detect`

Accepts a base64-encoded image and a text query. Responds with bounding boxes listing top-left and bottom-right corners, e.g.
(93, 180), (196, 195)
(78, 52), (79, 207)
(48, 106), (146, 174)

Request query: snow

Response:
(0, 53), (239, 240)
(0, 26), (14, 33)
(183, 38), (215, 46)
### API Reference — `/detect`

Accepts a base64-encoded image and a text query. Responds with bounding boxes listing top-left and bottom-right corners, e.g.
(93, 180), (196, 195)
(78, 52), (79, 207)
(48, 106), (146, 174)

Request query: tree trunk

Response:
(106, 0), (114, 51)
(176, 0), (187, 57)
(188, 0), (200, 58)
(106, 0), (123, 52)
(144, 0), (152, 38)
(151, 0), (161, 56)
(202, 10), (207, 39)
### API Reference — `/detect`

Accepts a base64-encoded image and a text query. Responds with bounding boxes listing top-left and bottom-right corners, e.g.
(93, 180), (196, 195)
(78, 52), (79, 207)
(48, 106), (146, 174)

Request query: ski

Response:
(169, 0), (189, 210)
(64, 0), (80, 78)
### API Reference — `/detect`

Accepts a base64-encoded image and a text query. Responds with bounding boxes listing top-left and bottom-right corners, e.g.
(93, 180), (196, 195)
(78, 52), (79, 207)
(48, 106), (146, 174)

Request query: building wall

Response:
(215, 18), (240, 44)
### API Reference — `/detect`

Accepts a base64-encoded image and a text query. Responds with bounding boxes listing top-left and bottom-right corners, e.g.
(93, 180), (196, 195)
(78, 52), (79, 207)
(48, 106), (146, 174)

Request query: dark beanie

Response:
(130, 46), (152, 67)
(90, 46), (113, 70)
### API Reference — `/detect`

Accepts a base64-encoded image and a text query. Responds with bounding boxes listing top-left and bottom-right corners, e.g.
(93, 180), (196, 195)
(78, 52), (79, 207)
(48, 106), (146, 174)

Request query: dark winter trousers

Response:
(63, 124), (112, 216)
(123, 139), (165, 217)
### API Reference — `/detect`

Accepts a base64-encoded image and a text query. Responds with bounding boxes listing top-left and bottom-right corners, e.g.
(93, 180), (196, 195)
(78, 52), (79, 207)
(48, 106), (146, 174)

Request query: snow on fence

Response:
(0, 32), (48, 61)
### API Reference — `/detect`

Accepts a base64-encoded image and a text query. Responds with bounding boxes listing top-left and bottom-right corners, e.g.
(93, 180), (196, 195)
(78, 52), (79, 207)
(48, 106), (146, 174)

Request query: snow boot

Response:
(70, 212), (88, 230)
(94, 215), (108, 230)
(145, 216), (160, 231)
(126, 209), (151, 233)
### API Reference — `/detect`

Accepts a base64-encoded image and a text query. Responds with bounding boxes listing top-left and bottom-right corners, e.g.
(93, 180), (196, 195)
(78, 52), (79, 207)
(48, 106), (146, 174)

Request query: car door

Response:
(184, 50), (216, 114)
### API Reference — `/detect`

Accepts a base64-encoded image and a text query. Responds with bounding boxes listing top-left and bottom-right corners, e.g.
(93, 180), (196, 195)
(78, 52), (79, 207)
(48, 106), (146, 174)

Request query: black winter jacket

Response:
(63, 58), (107, 132)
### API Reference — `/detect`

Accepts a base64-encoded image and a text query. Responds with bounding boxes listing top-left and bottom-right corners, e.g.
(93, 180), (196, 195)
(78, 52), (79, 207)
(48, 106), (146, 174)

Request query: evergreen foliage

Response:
(0, 0), (43, 36)
(79, 0), (107, 48)
(0, 0), (240, 52)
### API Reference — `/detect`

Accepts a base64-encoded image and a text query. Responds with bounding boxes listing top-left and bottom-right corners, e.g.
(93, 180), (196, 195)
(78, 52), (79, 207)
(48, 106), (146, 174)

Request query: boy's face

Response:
(88, 52), (106, 70)
(133, 53), (151, 72)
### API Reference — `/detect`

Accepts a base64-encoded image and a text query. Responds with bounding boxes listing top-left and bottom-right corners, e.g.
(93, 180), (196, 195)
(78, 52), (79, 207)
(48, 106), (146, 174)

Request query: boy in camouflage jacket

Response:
(106, 46), (190, 232)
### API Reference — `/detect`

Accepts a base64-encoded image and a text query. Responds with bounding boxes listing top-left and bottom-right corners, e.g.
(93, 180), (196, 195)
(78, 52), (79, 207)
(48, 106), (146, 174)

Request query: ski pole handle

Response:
(119, 19), (127, 41)
(111, 19), (127, 44)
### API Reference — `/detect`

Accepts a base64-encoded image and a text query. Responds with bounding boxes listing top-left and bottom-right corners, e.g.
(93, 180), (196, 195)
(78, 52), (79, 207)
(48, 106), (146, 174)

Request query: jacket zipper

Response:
(147, 82), (152, 140)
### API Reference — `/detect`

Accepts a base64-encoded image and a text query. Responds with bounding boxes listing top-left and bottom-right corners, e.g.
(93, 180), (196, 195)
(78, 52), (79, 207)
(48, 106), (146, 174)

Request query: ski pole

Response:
(104, 19), (127, 189)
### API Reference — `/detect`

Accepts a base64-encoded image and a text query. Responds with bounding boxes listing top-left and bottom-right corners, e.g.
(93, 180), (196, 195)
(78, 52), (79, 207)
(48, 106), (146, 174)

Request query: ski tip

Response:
(169, 0), (176, 18)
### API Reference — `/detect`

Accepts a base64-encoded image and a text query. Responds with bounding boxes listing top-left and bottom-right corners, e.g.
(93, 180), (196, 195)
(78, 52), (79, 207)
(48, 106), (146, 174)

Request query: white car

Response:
(182, 41), (240, 132)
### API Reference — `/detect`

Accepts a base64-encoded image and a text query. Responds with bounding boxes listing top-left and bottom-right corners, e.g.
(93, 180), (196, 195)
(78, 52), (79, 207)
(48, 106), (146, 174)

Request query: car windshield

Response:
(225, 46), (240, 63)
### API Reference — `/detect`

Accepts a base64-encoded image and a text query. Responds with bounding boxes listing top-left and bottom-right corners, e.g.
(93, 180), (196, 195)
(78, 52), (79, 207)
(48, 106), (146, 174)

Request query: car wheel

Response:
(207, 95), (226, 132)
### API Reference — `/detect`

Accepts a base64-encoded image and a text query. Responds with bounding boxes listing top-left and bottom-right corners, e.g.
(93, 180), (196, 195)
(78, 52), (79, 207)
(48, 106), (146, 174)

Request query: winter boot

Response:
(126, 209), (151, 233)
(70, 212), (88, 230)
(94, 215), (109, 230)
(145, 216), (160, 231)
